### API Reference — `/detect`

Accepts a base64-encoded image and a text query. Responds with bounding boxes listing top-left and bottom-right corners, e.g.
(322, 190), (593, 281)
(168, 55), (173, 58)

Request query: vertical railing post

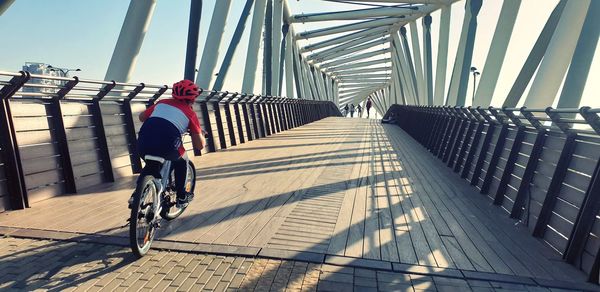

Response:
(242, 94), (254, 141)
(471, 109), (497, 186)
(92, 81), (117, 182)
(234, 94), (246, 144)
(0, 71), (30, 209)
(223, 93), (237, 146)
(254, 96), (265, 138)
(533, 108), (578, 237)
(460, 108), (486, 177)
(493, 108), (526, 205)
(480, 108), (510, 194)
(123, 83), (145, 174)
(510, 108), (547, 218)
(453, 107), (478, 172)
(263, 96), (273, 136)
(564, 108), (600, 265)
(445, 107), (468, 165)
(200, 90), (218, 152)
(267, 96), (277, 134)
(213, 91), (228, 149)
(50, 77), (79, 193)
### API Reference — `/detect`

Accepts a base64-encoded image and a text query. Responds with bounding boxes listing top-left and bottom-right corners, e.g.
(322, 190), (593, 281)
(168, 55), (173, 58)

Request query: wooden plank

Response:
(12, 116), (53, 131)
(562, 169), (592, 193)
(99, 103), (123, 115)
(104, 124), (127, 137)
(26, 183), (65, 204)
(111, 154), (133, 168)
(569, 155), (598, 176)
(68, 138), (99, 153)
(544, 135), (567, 151)
(62, 115), (94, 129)
(9, 102), (49, 117)
(573, 140), (600, 160)
(15, 129), (54, 146)
(106, 135), (129, 148)
(558, 182), (586, 208)
(72, 160), (103, 178)
(75, 173), (105, 190)
(19, 143), (58, 160)
(101, 114), (127, 126)
(60, 102), (91, 116)
(70, 149), (101, 166)
(21, 155), (61, 175)
(327, 126), (368, 256)
(66, 127), (97, 141)
(24, 169), (64, 189)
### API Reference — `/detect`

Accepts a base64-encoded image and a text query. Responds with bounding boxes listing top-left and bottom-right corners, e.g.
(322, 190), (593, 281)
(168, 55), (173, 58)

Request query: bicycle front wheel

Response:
(129, 175), (158, 258)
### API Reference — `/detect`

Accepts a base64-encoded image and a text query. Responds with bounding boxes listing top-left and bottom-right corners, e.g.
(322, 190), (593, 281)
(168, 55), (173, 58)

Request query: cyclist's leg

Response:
(173, 153), (188, 200)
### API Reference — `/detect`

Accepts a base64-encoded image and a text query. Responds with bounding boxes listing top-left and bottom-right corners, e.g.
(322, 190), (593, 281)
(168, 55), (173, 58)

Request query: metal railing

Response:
(0, 71), (342, 212)
(385, 104), (600, 283)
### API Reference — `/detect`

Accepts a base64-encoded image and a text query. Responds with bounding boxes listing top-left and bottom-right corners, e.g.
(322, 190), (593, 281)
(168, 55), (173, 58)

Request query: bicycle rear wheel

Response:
(129, 175), (158, 257)
(161, 160), (196, 220)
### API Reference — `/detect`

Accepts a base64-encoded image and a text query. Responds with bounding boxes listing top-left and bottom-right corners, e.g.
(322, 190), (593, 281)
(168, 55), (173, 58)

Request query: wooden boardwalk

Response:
(0, 118), (591, 288)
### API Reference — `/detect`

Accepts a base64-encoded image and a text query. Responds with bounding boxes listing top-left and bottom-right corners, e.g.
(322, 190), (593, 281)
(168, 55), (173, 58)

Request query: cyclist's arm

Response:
(191, 133), (205, 151)
(139, 111), (149, 122)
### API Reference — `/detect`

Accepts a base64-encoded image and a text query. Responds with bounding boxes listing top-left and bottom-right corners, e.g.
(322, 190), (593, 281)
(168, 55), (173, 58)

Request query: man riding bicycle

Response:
(129, 79), (206, 209)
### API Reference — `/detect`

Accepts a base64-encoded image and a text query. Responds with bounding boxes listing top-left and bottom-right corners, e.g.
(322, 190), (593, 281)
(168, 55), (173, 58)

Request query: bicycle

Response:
(129, 153), (196, 257)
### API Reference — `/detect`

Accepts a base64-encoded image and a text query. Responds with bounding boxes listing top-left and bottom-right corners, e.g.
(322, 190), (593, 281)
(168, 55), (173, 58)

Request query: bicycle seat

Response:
(144, 155), (166, 164)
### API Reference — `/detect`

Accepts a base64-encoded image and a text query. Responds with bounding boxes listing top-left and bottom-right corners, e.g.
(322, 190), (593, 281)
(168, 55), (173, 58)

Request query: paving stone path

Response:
(0, 237), (586, 291)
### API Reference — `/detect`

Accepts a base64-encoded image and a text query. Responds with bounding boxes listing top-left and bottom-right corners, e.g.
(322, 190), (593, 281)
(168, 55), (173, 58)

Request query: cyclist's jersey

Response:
(143, 99), (201, 135)
(138, 99), (201, 159)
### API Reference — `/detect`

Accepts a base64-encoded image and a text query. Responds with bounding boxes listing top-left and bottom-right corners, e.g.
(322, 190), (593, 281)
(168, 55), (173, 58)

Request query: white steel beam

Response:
(301, 26), (390, 52)
(242, 0), (268, 93)
(285, 23), (295, 98)
(502, 1), (566, 107)
(474, 0), (521, 106)
(197, 0), (233, 89)
(338, 73), (391, 80)
(422, 15), (434, 105)
(433, 4), (450, 105)
(333, 66), (392, 76)
(524, 0), (591, 108)
(445, 0), (482, 106)
(393, 32), (418, 104)
(307, 33), (389, 62)
(296, 17), (404, 40)
(409, 21), (426, 105)
(557, 0), (599, 110)
(291, 5), (423, 23)
(319, 48), (391, 69)
(271, 0), (284, 95)
(0, 0), (15, 16)
(325, 58), (391, 72)
(105, 0), (157, 83)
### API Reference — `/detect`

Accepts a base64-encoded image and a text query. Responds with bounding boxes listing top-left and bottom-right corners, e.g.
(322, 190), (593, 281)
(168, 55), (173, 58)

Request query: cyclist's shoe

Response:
(127, 195), (134, 209)
(176, 192), (194, 209)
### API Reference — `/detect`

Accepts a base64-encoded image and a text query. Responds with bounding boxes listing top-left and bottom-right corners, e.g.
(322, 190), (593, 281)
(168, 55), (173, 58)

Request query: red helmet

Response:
(172, 79), (200, 102)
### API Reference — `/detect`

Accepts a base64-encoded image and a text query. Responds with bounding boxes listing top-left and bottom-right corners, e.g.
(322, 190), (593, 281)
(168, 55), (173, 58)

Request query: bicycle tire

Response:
(129, 175), (158, 258)
(160, 160), (196, 220)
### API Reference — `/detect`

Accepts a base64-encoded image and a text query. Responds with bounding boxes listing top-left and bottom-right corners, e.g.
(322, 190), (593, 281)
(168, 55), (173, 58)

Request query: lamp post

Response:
(470, 66), (480, 105)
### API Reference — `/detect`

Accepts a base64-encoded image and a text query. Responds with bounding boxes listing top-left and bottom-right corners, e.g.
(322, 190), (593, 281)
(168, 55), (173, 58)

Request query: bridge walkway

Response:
(0, 117), (593, 290)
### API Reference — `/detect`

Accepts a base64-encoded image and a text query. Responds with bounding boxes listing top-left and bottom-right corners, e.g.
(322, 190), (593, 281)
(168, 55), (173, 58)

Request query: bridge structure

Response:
(0, 0), (600, 291)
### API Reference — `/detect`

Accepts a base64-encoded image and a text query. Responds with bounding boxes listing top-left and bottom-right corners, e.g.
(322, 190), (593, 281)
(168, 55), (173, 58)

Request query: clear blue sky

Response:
(0, 0), (598, 107)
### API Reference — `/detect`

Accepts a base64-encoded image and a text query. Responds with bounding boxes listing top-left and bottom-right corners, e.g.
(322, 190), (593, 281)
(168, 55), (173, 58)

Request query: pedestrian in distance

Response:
(350, 104), (355, 118)
(357, 104), (363, 118)
(366, 98), (372, 118)
(343, 104), (349, 117)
